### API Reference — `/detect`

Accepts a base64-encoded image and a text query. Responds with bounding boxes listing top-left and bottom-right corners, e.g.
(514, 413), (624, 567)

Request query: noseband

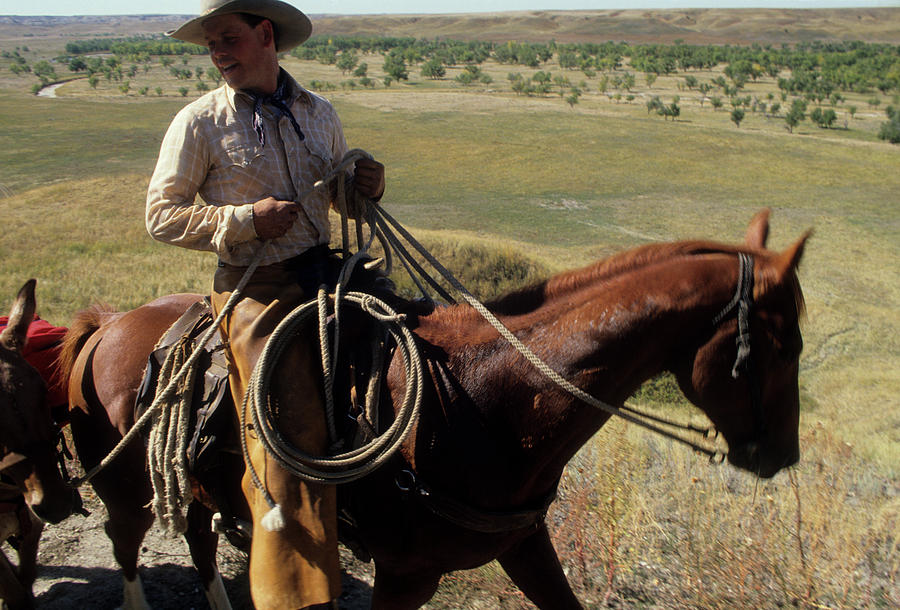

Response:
(712, 253), (765, 438)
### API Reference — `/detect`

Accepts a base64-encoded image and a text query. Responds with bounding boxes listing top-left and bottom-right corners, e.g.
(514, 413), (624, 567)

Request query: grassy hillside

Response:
(0, 10), (898, 608)
(312, 7), (900, 45)
(2, 7), (900, 46)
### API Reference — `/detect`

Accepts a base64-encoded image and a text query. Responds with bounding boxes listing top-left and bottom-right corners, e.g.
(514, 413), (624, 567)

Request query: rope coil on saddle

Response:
(146, 334), (195, 536)
(235, 150), (429, 530)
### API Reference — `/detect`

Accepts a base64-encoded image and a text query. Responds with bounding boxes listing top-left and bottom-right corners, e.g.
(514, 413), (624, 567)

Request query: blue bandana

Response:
(250, 74), (305, 146)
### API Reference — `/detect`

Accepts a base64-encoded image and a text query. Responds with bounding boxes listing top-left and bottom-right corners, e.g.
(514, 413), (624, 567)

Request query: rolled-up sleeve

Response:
(146, 107), (257, 257)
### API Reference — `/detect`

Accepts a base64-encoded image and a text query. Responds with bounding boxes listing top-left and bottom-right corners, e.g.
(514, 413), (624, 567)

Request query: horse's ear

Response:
(745, 208), (771, 249)
(773, 232), (811, 280)
(0, 279), (37, 353)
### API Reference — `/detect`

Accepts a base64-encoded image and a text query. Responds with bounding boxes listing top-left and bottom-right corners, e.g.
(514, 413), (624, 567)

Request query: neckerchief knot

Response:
(250, 77), (305, 146)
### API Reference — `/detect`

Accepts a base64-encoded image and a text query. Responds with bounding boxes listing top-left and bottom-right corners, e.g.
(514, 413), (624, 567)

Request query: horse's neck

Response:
(518, 255), (734, 397)
(429, 254), (737, 501)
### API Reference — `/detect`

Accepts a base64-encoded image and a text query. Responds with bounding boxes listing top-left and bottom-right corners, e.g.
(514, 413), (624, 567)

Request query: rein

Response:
(244, 176), (763, 532)
(713, 253), (765, 437)
(366, 203), (736, 462)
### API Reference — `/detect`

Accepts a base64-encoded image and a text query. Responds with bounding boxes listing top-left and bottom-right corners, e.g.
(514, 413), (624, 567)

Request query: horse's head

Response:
(673, 211), (809, 478)
(1, 280), (81, 523)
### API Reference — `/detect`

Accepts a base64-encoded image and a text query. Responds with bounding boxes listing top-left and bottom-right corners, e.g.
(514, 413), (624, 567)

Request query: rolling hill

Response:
(1, 7), (899, 45)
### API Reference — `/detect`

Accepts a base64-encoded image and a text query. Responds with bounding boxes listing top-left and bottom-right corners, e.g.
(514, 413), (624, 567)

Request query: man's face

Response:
(202, 13), (275, 94)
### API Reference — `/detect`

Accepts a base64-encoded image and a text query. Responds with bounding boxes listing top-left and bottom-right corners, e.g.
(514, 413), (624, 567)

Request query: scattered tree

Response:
(810, 107), (837, 128)
(383, 52), (408, 82)
(421, 58), (445, 79)
(878, 106), (900, 143)
(336, 52), (358, 75)
(785, 99), (806, 133)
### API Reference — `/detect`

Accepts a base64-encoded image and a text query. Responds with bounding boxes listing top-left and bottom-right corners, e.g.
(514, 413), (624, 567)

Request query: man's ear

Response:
(259, 18), (275, 49)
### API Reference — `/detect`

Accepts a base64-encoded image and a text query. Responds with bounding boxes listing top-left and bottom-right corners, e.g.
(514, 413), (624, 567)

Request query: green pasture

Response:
(1, 49), (899, 606)
(1, 69), (898, 461)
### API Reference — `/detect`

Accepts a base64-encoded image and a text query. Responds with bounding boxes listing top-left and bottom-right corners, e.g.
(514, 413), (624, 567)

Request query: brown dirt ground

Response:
(28, 487), (376, 609)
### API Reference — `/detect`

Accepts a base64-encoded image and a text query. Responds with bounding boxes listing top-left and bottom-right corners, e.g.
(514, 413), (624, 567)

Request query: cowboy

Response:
(146, 1), (385, 607)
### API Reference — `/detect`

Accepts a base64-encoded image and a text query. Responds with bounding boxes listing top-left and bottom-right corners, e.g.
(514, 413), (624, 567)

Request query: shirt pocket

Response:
(300, 136), (334, 184)
(208, 130), (268, 186)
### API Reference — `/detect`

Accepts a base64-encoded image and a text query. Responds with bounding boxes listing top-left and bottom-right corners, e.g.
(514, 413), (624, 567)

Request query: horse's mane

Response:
(485, 239), (744, 316)
(57, 304), (119, 382)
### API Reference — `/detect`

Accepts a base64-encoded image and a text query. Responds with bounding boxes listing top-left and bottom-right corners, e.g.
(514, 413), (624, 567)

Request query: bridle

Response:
(0, 387), (77, 484)
(712, 252), (766, 439)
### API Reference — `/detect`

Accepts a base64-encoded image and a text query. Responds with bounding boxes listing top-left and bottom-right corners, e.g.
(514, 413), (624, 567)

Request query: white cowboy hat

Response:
(167, 0), (312, 52)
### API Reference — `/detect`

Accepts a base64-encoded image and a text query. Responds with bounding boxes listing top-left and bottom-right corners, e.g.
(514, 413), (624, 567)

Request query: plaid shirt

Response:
(146, 70), (348, 266)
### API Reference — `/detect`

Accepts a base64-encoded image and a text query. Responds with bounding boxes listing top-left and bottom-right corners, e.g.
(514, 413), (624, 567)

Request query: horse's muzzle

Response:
(729, 442), (800, 479)
(31, 485), (84, 524)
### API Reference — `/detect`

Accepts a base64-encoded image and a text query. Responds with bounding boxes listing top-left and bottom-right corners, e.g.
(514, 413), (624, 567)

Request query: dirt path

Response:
(30, 488), (375, 609)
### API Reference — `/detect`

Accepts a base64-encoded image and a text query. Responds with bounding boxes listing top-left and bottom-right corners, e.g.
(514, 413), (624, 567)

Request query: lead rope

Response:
(72, 149), (733, 536)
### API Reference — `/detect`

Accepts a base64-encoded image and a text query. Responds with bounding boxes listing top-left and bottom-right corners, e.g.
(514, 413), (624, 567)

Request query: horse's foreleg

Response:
(13, 510), (42, 594)
(96, 474), (153, 610)
(371, 564), (442, 610)
(183, 501), (231, 610)
(498, 522), (583, 610)
(0, 546), (31, 609)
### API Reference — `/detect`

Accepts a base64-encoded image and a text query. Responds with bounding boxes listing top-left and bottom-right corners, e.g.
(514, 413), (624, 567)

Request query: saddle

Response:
(133, 298), (254, 548)
(130, 290), (398, 553)
(134, 298), (233, 475)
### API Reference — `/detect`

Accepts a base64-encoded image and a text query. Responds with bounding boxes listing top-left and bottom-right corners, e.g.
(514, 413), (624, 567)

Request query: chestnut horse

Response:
(1, 280), (83, 609)
(59, 211), (807, 608)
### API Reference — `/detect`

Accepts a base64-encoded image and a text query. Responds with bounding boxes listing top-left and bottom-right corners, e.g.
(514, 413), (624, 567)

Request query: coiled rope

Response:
(146, 334), (196, 536)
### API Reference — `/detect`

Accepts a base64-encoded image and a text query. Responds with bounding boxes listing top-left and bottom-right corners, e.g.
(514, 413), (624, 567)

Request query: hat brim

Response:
(167, 0), (311, 53)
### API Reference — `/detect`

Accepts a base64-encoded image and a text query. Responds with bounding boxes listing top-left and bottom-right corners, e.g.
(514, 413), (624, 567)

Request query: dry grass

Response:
(424, 422), (899, 608)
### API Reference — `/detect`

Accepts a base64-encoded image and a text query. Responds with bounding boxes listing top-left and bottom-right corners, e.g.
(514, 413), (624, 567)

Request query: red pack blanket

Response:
(0, 316), (68, 410)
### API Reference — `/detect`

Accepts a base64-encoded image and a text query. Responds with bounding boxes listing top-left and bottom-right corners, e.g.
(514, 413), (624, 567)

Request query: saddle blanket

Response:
(0, 315), (68, 411)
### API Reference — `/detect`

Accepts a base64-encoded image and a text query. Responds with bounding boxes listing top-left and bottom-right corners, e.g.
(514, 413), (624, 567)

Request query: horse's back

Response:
(68, 293), (203, 433)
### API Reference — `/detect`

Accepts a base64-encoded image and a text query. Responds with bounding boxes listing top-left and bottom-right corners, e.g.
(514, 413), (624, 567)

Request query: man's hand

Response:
(252, 196), (299, 240)
(353, 158), (385, 201)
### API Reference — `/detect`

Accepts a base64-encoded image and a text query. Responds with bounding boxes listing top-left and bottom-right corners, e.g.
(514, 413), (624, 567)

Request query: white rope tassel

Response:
(261, 504), (286, 532)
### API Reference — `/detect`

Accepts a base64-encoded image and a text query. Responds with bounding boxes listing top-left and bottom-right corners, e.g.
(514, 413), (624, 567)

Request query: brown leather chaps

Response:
(212, 259), (340, 610)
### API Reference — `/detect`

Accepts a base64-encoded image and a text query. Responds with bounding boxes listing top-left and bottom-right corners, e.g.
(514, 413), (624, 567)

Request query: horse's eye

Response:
(770, 328), (802, 362)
